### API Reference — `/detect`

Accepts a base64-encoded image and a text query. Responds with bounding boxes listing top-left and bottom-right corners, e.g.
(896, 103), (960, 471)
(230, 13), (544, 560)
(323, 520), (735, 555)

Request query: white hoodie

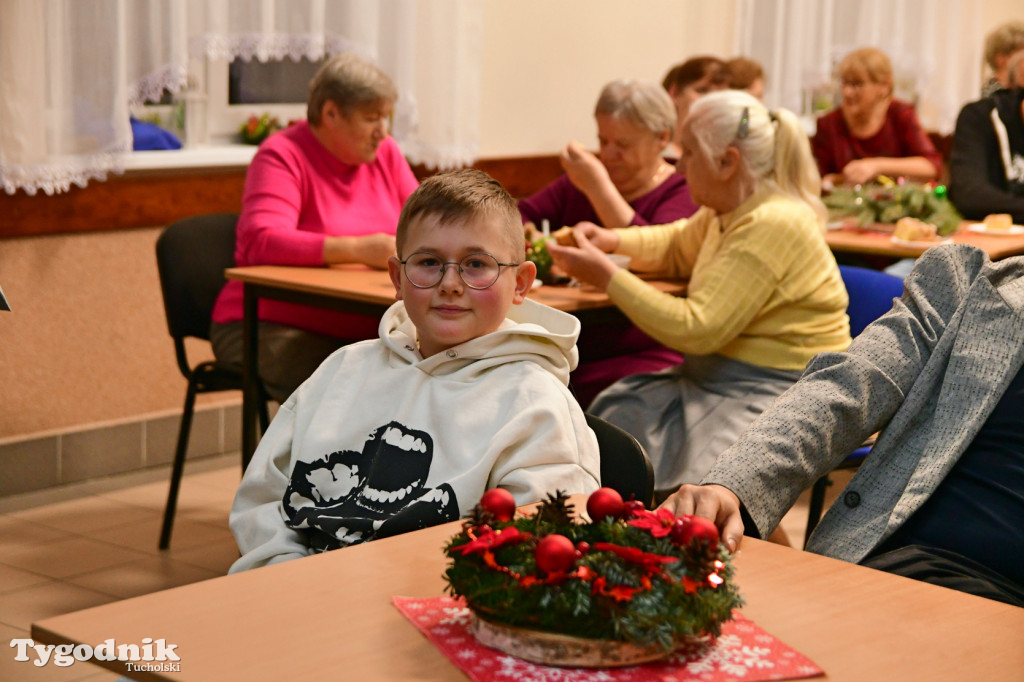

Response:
(229, 298), (601, 573)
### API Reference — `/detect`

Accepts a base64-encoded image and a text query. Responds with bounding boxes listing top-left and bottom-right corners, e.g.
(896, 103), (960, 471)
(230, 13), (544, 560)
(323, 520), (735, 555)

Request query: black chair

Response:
(155, 213), (270, 550)
(585, 413), (655, 508)
(804, 266), (904, 545)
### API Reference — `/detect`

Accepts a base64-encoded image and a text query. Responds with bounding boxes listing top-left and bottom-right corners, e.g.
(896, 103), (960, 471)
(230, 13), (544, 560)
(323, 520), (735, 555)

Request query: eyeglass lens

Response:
(404, 252), (503, 289)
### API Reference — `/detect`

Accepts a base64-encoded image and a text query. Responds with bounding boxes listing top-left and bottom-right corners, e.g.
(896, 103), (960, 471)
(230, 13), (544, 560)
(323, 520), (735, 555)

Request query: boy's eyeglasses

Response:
(400, 252), (521, 290)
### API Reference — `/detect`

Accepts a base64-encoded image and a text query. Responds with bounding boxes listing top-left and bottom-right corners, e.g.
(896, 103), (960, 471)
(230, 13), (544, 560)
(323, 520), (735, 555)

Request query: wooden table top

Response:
(825, 222), (1024, 260)
(225, 264), (687, 314)
(31, 501), (1024, 681)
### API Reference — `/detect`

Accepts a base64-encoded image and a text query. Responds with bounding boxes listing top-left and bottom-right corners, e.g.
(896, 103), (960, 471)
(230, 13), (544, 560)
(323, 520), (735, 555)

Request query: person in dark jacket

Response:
(949, 87), (1024, 225)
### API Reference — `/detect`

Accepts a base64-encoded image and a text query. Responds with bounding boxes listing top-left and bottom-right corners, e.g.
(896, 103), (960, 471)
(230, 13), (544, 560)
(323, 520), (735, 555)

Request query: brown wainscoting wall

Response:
(0, 169), (249, 239)
(0, 154), (563, 239)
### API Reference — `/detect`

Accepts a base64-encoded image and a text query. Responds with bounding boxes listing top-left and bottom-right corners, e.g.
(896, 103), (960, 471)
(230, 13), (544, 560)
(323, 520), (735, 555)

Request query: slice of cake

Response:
(983, 213), (1013, 233)
(893, 216), (939, 241)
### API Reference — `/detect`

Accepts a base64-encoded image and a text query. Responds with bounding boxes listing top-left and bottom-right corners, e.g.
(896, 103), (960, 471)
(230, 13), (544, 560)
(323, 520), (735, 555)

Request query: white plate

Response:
(890, 236), (953, 249)
(966, 223), (1024, 236)
(607, 253), (632, 269)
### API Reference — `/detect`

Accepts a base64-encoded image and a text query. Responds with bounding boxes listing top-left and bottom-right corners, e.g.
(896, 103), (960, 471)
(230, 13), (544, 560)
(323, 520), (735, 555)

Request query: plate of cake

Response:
(966, 213), (1024, 236)
(890, 217), (951, 249)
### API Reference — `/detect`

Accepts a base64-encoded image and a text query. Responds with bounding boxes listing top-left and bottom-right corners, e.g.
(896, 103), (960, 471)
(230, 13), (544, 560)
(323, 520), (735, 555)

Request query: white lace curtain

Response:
(0, 0), (483, 196)
(735, 0), (982, 134)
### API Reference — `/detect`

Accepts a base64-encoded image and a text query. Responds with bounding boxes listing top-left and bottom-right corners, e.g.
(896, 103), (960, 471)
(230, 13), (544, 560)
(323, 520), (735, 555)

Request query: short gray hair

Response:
(594, 80), (676, 137)
(984, 21), (1024, 70)
(307, 52), (398, 125)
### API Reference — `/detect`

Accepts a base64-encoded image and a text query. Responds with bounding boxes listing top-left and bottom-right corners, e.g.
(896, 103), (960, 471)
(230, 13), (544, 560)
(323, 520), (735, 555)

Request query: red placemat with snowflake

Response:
(394, 596), (822, 681)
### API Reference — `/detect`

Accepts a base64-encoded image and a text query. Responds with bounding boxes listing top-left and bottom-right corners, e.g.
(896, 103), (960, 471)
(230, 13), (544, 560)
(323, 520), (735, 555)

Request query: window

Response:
(1, 1), (483, 195)
(204, 57), (326, 144)
(228, 57), (325, 104)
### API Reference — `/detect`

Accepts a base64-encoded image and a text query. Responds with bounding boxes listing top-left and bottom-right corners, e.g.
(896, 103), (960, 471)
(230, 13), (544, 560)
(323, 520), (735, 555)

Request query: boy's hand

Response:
(659, 484), (745, 553)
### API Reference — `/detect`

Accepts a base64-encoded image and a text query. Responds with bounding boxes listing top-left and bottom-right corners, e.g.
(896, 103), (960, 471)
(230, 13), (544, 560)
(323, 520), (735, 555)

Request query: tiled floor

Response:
(0, 455), (242, 681)
(0, 452), (853, 680)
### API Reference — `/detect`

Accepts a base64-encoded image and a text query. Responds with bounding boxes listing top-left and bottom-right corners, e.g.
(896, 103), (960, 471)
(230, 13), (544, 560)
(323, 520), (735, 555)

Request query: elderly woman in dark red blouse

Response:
(812, 47), (942, 187)
(518, 80), (697, 232)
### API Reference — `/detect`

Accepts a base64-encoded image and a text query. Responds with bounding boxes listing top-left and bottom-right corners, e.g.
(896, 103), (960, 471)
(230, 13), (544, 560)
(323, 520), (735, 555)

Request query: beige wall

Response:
(981, 1), (1024, 57)
(0, 227), (215, 440)
(0, 225), (241, 497)
(479, 0), (736, 156)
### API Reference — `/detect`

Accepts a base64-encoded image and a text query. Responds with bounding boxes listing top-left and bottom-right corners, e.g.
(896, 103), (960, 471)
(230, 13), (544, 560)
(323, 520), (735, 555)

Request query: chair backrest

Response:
(155, 214), (239, 376)
(838, 265), (905, 337)
(585, 413), (655, 507)
(156, 213), (239, 342)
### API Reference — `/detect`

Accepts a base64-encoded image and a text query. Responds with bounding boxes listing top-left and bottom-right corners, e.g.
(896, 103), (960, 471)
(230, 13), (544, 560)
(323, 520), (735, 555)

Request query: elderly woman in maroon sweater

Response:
(812, 48), (942, 187)
(519, 80), (698, 409)
(519, 80), (697, 233)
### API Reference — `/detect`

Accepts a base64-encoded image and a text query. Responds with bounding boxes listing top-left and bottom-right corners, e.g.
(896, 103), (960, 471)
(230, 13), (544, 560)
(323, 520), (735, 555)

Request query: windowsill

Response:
(122, 143), (258, 172)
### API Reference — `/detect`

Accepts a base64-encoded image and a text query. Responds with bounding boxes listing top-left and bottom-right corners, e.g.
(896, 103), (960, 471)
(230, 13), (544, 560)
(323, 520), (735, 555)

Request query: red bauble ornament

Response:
(670, 515), (719, 550)
(586, 487), (625, 521)
(479, 488), (516, 521)
(669, 516), (693, 544)
(535, 534), (577, 574)
(624, 499), (646, 515)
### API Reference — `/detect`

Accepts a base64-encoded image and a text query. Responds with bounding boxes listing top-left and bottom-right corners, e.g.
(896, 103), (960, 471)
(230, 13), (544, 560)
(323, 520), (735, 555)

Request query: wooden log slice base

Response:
(469, 613), (700, 668)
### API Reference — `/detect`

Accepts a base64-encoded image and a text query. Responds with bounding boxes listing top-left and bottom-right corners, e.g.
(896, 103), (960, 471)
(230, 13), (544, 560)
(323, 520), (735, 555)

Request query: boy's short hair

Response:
(396, 169), (524, 260)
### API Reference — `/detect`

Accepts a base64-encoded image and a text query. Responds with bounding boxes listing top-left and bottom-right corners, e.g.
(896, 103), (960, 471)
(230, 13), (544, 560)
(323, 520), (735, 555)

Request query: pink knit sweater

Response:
(212, 121), (418, 339)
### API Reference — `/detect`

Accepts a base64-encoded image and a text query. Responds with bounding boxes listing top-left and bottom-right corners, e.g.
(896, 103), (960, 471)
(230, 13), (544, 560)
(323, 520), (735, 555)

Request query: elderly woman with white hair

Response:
(548, 90), (852, 499)
(519, 79), (697, 231)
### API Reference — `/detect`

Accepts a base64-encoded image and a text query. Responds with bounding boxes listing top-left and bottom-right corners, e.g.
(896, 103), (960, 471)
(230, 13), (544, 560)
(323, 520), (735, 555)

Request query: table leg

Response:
(241, 284), (259, 469)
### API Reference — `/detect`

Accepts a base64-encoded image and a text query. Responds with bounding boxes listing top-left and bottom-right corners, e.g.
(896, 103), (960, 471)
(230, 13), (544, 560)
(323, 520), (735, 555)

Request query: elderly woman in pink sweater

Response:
(211, 53), (419, 402)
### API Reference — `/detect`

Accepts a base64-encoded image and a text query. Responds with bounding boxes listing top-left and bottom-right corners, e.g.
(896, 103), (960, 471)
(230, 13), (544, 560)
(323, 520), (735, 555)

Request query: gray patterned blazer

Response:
(703, 244), (1024, 563)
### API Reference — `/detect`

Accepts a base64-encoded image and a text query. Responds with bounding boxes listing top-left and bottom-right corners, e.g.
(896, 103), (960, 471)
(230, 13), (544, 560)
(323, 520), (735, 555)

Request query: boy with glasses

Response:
(229, 169), (600, 573)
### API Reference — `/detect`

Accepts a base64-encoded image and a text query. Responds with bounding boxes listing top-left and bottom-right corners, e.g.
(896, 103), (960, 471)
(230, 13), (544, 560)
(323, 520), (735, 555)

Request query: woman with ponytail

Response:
(548, 90), (851, 500)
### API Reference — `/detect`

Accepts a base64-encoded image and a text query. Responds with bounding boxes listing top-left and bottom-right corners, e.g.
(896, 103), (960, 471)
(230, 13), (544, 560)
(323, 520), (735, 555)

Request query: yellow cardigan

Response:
(609, 187), (851, 371)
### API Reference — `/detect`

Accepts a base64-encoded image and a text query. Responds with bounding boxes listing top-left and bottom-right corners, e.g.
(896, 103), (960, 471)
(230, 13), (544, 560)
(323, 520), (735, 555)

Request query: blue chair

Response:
(839, 265), (906, 337)
(803, 266), (904, 545)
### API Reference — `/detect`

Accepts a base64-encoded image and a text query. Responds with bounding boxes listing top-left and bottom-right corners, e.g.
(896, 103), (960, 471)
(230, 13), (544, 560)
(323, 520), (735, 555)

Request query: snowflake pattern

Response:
(440, 605), (472, 626)
(682, 635), (775, 676)
(392, 596), (823, 682)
